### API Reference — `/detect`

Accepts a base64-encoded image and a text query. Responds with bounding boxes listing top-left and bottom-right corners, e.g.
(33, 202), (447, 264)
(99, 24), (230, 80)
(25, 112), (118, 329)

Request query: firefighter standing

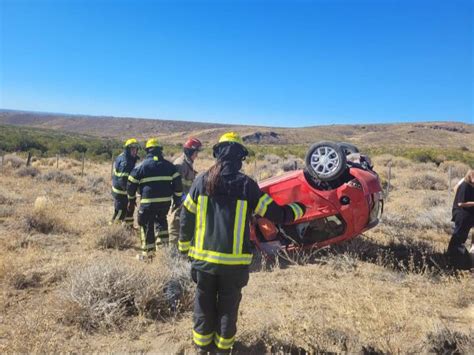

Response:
(168, 137), (203, 245)
(127, 138), (183, 259)
(111, 138), (140, 226)
(447, 169), (474, 270)
(179, 132), (306, 353)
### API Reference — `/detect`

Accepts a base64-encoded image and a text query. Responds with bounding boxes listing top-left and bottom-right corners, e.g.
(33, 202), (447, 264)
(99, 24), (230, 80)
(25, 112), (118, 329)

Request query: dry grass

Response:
(39, 170), (77, 184)
(439, 160), (471, 180)
(95, 224), (136, 250)
(9, 270), (43, 289)
(4, 154), (25, 168)
(16, 166), (40, 177)
(77, 175), (108, 194)
(0, 154), (472, 353)
(232, 262), (473, 353)
(58, 251), (193, 332)
(405, 172), (447, 190)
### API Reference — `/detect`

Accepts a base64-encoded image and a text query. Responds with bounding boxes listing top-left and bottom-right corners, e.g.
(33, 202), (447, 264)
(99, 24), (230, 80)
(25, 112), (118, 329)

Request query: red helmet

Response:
(184, 137), (202, 151)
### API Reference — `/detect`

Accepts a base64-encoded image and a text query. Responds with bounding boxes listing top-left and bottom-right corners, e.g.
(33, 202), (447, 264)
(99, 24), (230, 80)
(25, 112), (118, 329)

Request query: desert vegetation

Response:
(0, 144), (472, 353)
(0, 124), (183, 161)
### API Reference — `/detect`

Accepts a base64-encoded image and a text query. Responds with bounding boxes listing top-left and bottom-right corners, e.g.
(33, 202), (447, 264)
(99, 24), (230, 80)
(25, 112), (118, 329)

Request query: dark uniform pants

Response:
(447, 213), (473, 270)
(154, 209), (169, 245)
(137, 207), (169, 256)
(191, 268), (249, 351)
(112, 195), (135, 226)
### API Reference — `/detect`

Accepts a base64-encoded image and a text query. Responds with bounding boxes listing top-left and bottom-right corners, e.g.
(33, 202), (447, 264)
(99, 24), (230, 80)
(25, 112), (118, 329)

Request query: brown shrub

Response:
(406, 173), (447, 190)
(39, 170), (77, 184)
(16, 166), (40, 177)
(10, 271), (42, 289)
(0, 205), (14, 219)
(0, 187), (16, 205)
(423, 195), (447, 208)
(95, 225), (136, 250)
(391, 156), (412, 168)
(415, 207), (452, 233)
(412, 162), (438, 172)
(264, 154), (281, 164)
(22, 198), (72, 234)
(372, 154), (394, 167)
(282, 160), (298, 172)
(59, 254), (193, 332)
(439, 160), (470, 180)
(77, 175), (108, 194)
(425, 328), (473, 354)
(281, 158), (303, 172)
(4, 154), (24, 168)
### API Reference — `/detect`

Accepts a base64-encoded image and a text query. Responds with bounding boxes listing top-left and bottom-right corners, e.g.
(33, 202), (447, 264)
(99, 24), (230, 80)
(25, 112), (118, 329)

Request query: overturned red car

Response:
(250, 141), (383, 255)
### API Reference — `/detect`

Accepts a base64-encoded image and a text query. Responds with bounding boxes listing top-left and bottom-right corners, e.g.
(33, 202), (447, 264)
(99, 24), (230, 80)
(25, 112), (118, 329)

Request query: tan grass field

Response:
(0, 151), (473, 353)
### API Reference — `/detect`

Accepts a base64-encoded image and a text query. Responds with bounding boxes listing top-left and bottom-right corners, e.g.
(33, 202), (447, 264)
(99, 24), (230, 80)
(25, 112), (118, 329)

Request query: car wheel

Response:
(305, 141), (347, 181)
(338, 142), (360, 155)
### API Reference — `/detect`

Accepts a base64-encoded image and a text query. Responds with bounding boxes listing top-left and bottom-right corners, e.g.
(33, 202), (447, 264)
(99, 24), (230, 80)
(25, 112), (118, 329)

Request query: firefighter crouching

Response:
(179, 132), (306, 353)
(127, 138), (183, 260)
(168, 137), (203, 245)
(111, 138), (140, 226)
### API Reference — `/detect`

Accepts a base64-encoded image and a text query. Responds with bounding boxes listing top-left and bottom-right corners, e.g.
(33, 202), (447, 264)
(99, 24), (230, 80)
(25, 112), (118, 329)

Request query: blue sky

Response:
(0, 0), (472, 127)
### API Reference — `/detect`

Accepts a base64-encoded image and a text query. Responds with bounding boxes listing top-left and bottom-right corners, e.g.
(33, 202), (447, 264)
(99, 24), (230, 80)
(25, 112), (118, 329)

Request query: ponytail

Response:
(205, 161), (224, 196)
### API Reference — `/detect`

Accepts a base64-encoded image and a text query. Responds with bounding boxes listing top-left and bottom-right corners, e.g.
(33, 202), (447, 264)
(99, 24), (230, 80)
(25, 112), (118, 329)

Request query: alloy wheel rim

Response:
(309, 146), (340, 178)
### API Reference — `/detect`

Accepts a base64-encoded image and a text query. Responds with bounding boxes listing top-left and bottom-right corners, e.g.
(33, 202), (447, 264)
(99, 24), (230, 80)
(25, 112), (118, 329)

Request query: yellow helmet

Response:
(213, 132), (248, 159)
(218, 132), (244, 145)
(124, 138), (139, 148)
(145, 138), (162, 149)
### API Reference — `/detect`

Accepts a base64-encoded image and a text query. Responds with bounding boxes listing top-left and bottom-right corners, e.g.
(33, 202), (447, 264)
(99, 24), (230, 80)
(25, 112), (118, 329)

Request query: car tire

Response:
(305, 141), (347, 182)
(338, 142), (360, 155)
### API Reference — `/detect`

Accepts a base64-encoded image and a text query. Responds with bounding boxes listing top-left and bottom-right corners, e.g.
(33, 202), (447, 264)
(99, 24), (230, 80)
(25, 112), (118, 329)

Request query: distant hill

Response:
(0, 109), (472, 150)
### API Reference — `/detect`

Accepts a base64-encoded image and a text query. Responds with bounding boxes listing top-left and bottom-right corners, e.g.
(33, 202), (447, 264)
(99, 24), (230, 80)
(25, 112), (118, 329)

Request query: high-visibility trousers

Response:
(191, 268), (249, 352)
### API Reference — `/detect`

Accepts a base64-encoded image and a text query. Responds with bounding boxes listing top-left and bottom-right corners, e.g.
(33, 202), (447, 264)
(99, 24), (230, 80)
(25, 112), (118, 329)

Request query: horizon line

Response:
(0, 107), (471, 129)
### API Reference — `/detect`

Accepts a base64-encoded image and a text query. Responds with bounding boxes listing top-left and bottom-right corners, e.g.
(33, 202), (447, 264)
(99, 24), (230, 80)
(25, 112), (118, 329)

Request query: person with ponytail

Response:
(179, 132), (306, 354)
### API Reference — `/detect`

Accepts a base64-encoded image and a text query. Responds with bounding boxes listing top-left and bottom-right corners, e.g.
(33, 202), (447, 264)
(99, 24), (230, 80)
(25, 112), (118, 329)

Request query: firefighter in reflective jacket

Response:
(168, 137), (203, 244)
(111, 138), (140, 225)
(127, 138), (183, 259)
(179, 132), (306, 353)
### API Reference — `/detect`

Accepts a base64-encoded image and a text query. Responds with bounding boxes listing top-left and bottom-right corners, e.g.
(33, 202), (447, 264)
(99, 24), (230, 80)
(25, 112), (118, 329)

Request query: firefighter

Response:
(179, 132), (306, 353)
(447, 169), (474, 270)
(127, 138), (183, 260)
(111, 138), (140, 226)
(168, 137), (203, 245)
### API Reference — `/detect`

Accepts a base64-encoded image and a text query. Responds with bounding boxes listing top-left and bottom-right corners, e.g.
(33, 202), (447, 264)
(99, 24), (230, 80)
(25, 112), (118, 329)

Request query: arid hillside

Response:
(1, 109), (472, 149)
(0, 150), (472, 353)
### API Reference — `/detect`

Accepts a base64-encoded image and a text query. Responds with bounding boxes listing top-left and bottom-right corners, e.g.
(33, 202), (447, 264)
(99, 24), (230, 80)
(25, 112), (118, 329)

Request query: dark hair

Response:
(205, 161), (224, 196)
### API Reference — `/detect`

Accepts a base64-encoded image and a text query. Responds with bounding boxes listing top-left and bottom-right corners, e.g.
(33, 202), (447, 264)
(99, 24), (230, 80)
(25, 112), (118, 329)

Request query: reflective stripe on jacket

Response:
(127, 153), (183, 209)
(179, 171), (299, 274)
(112, 151), (138, 197)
